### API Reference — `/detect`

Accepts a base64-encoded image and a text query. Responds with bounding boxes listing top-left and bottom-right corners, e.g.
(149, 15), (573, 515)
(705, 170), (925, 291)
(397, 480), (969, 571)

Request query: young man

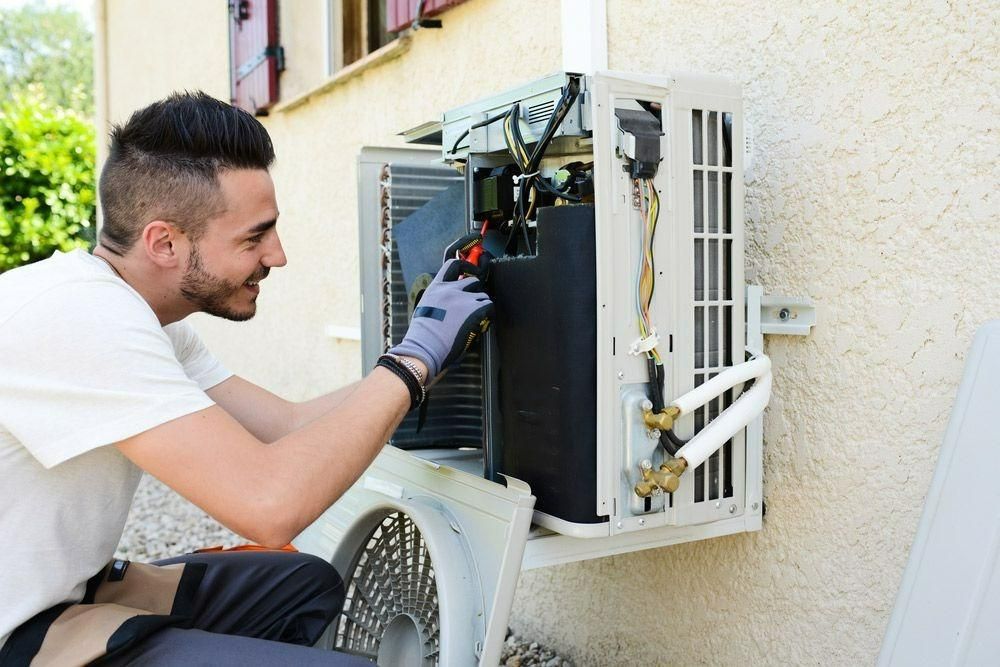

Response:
(0, 92), (491, 664)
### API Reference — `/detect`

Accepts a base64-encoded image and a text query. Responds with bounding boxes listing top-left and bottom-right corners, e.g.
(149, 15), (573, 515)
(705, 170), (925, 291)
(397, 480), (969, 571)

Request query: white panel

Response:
(879, 321), (1000, 666)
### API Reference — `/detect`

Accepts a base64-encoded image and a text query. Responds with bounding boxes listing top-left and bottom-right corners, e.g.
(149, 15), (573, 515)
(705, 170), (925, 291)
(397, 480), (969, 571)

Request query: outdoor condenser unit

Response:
(296, 71), (777, 666)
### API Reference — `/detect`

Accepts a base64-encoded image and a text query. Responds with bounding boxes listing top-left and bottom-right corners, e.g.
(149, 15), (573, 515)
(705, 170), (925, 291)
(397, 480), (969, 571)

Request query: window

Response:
(327, 0), (396, 75)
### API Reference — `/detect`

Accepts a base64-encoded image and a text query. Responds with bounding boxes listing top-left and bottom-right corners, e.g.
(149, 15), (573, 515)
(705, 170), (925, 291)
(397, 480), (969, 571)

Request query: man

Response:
(0, 92), (491, 664)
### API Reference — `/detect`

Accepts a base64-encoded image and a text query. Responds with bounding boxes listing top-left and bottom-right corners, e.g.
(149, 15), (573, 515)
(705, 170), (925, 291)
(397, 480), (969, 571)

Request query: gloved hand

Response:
(389, 259), (494, 379)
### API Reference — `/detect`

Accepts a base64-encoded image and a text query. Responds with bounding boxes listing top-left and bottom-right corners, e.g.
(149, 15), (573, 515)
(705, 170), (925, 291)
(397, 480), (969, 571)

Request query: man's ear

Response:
(142, 220), (186, 268)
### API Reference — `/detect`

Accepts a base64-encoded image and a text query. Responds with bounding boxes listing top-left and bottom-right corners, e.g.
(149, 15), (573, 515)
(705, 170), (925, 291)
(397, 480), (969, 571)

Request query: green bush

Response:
(0, 87), (95, 272)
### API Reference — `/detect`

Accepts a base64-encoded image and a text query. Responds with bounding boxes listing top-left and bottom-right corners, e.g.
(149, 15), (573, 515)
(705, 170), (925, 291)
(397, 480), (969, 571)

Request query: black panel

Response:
(490, 204), (603, 524)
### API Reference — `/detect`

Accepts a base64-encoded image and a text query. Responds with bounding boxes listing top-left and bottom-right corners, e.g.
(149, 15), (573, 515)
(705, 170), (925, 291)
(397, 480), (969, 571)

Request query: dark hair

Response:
(98, 91), (275, 254)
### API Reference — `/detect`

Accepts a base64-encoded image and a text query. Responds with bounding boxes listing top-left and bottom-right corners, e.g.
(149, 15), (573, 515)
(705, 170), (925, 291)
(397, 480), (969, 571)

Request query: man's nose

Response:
(265, 233), (288, 268)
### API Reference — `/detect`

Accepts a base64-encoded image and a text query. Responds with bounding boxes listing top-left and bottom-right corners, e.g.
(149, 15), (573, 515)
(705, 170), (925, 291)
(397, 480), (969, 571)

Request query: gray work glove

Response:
(389, 259), (494, 379)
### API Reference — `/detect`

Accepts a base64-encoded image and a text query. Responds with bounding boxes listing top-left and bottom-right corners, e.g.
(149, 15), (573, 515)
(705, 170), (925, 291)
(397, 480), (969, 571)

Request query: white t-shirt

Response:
(0, 249), (233, 648)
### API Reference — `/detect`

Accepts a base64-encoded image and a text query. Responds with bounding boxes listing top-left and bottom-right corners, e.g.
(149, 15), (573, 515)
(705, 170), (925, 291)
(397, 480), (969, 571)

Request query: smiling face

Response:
(179, 169), (285, 321)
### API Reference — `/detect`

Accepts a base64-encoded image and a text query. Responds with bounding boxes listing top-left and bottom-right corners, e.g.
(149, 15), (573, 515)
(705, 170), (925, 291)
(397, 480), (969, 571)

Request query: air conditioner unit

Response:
(298, 71), (779, 664)
(373, 71), (769, 538)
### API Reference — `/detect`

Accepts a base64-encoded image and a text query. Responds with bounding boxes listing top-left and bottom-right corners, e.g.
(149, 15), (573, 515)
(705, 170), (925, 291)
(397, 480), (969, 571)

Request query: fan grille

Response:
(334, 512), (440, 664)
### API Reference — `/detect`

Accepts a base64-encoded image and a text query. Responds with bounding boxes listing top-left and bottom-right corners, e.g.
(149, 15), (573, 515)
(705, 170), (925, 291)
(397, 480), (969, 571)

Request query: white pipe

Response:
(560, 0), (608, 75)
(670, 353), (771, 415)
(675, 372), (772, 469)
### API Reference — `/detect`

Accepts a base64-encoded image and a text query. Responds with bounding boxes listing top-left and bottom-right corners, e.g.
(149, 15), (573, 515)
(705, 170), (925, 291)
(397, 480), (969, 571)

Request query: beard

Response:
(180, 243), (267, 321)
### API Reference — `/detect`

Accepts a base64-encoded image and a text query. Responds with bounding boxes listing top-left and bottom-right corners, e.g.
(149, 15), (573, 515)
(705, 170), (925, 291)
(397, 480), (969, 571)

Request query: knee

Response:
(293, 553), (344, 594)
(290, 553), (346, 612)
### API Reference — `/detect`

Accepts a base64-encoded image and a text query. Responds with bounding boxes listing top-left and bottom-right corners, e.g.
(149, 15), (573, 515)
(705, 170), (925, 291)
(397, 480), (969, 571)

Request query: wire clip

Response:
(629, 329), (660, 356)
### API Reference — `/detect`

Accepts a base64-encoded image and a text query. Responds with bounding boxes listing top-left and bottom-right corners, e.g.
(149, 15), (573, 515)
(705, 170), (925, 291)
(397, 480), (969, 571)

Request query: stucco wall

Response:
(510, 1), (998, 664)
(100, 0), (998, 664)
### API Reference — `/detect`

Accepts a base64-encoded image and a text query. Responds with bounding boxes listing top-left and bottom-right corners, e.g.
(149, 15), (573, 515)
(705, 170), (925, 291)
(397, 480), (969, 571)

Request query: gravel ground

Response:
(115, 473), (241, 561)
(116, 474), (573, 666)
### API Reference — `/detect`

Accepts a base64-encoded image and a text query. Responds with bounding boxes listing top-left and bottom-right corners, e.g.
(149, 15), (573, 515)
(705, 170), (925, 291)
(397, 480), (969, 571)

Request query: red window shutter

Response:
(386, 0), (468, 33)
(230, 0), (282, 115)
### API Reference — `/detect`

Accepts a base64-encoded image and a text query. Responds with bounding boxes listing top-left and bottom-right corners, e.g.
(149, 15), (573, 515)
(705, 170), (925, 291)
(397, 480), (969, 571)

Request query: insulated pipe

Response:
(674, 371), (772, 470)
(670, 353), (771, 416)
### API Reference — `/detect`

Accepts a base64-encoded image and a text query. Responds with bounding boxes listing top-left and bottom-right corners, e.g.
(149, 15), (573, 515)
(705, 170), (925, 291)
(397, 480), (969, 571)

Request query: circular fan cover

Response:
(334, 511), (440, 665)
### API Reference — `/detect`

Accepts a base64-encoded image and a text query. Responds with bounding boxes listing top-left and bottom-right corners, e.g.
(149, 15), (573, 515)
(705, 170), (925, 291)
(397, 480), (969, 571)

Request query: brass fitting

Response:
(633, 457), (689, 498)
(643, 405), (681, 432)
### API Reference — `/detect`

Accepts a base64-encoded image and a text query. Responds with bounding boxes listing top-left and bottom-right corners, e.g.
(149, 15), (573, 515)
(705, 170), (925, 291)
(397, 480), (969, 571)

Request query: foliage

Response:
(0, 87), (96, 272)
(0, 1), (93, 115)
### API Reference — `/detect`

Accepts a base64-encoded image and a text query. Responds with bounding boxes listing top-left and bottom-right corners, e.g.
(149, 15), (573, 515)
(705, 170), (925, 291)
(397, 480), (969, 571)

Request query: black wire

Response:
(661, 428), (687, 455)
(504, 81), (581, 255)
(646, 358), (663, 411)
(646, 358), (685, 456)
(450, 110), (511, 156)
(534, 178), (582, 201)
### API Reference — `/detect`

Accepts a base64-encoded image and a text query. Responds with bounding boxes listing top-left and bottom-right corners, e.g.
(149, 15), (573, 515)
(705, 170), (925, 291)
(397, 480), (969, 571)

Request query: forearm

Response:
(262, 365), (421, 543)
(289, 380), (363, 430)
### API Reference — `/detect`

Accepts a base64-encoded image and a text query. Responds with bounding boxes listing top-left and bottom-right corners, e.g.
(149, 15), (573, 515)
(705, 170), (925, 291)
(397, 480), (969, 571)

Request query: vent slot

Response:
(691, 109), (737, 501)
(527, 100), (555, 124)
(380, 163), (482, 448)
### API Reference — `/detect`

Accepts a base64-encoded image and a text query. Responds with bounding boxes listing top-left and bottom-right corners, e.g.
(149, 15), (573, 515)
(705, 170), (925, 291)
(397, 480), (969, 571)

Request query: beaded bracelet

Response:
(376, 354), (426, 412)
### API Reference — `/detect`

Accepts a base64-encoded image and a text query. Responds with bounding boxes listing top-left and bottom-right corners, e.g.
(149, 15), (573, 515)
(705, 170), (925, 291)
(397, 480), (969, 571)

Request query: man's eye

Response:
(247, 234), (264, 244)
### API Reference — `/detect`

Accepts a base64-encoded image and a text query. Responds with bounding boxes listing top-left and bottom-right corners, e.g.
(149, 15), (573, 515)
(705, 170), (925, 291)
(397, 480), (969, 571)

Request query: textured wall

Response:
(101, 0), (998, 663)
(510, 1), (999, 664)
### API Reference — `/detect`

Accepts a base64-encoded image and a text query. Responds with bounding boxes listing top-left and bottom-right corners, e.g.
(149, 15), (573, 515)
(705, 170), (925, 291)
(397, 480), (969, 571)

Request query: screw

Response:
(715, 501), (721, 508)
(617, 371), (625, 380)
(616, 521), (623, 529)
(638, 518), (646, 526)
(652, 487), (663, 496)
(729, 504), (737, 514)
(640, 399), (653, 411)
(647, 429), (661, 440)
(778, 308), (791, 321)
(752, 502), (759, 511)
(640, 459), (652, 471)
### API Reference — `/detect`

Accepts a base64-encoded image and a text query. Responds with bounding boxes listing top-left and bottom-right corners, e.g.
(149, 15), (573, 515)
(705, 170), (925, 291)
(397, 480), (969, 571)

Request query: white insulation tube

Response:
(670, 353), (771, 415)
(674, 371), (772, 470)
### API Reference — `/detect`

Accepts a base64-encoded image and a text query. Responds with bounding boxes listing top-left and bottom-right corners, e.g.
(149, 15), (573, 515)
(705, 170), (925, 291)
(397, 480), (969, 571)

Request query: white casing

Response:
(295, 447), (535, 666)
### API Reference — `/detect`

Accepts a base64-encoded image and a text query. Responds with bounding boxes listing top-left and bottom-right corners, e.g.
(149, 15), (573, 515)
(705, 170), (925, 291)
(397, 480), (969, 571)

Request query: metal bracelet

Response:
(384, 352), (426, 387)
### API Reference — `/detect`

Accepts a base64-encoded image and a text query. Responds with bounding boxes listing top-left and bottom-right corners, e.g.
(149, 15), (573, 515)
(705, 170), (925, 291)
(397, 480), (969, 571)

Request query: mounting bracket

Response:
(746, 285), (816, 337)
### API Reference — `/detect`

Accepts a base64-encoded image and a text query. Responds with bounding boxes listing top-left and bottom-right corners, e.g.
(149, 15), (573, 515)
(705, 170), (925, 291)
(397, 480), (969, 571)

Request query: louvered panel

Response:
(379, 163), (482, 448)
(230, 0), (280, 115)
(691, 109), (739, 504)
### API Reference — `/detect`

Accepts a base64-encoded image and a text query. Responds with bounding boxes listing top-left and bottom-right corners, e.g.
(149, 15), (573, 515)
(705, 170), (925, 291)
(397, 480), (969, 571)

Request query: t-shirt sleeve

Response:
(0, 280), (220, 469)
(163, 321), (233, 391)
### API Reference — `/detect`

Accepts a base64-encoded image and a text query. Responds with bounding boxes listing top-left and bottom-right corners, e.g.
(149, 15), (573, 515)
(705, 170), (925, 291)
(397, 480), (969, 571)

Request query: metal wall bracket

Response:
(746, 285), (816, 336)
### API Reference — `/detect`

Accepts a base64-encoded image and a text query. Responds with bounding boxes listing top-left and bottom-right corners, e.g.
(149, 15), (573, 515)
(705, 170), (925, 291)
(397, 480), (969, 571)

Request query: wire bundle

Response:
(635, 176), (685, 454)
(501, 80), (581, 254)
(635, 177), (661, 364)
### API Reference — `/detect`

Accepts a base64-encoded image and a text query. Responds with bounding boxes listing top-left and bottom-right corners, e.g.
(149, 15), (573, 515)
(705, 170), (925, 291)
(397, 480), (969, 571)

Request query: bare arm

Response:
(117, 363), (422, 548)
(207, 376), (363, 442)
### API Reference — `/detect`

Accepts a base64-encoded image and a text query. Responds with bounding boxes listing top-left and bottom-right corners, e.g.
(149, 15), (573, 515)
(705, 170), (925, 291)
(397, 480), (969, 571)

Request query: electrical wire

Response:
(635, 177), (661, 365)
(450, 110), (511, 156)
(502, 80), (581, 255)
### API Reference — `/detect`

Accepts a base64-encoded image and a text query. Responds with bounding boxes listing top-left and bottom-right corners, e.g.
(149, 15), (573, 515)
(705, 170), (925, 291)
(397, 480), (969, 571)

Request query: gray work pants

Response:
(102, 550), (368, 666)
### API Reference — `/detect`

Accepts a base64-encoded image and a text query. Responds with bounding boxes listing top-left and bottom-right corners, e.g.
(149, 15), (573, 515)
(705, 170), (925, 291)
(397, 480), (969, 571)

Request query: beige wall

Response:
(101, 0), (999, 664)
